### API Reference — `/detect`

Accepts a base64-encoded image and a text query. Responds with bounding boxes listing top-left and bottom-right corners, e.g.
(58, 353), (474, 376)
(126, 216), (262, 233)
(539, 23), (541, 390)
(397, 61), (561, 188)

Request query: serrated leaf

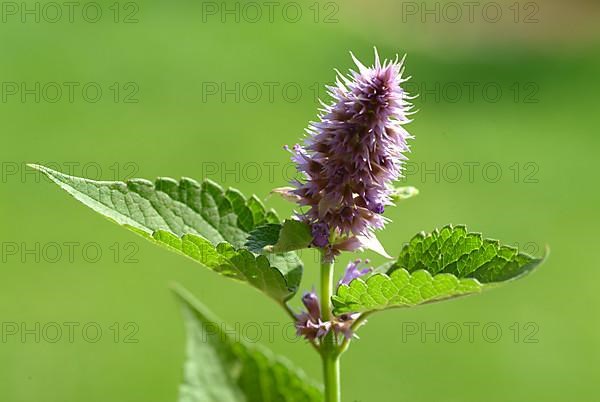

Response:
(246, 220), (313, 254)
(150, 231), (296, 302)
(173, 285), (322, 402)
(30, 164), (301, 302)
(333, 225), (545, 314)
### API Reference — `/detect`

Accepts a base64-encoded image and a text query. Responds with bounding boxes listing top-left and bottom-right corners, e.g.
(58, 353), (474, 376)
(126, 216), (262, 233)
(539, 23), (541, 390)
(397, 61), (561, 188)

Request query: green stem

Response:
(320, 255), (341, 402)
(322, 352), (341, 402)
(320, 258), (334, 322)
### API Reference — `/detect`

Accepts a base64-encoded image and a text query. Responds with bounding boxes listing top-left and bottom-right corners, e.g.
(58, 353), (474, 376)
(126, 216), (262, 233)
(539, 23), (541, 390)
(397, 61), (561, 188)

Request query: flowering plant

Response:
(31, 50), (545, 402)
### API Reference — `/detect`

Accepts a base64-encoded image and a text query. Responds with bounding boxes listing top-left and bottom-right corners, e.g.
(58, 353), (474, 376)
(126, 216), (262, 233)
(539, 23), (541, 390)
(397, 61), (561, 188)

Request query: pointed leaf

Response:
(355, 233), (392, 259)
(270, 186), (301, 203)
(30, 164), (302, 302)
(246, 220), (313, 254)
(173, 285), (322, 402)
(333, 225), (545, 314)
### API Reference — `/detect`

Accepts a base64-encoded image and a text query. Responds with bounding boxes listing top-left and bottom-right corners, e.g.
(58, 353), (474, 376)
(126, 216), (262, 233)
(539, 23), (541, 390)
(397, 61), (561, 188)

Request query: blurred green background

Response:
(1, 0), (599, 401)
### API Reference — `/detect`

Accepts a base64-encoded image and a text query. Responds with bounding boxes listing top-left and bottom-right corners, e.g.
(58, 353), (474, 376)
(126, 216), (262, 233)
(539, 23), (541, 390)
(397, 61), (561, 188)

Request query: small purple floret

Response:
(332, 313), (361, 340)
(295, 289), (363, 342)
(311, 222), (330, 247)
(338, 259), (372, 288)
(301, 290), (321, 320)
(295, 290), (330, 341)
(368, 202), (385, 214)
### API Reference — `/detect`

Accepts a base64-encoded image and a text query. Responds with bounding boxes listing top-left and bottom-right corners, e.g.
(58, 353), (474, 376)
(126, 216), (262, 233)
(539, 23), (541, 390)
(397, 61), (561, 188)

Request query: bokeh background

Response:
(1, 0), (599, 401)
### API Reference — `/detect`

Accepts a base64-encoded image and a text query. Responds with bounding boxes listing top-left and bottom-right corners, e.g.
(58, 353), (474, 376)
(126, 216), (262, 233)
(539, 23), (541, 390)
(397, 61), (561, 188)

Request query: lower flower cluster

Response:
(295, 259), (371, 342)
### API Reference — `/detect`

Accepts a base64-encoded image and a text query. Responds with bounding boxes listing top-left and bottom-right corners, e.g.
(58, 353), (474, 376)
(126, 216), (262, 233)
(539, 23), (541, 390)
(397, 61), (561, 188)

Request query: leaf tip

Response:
(543, 244), (551, 260)
(169, 282), (219, 323)
(26, 163), (52, 177)
(169, 281), (193, 304)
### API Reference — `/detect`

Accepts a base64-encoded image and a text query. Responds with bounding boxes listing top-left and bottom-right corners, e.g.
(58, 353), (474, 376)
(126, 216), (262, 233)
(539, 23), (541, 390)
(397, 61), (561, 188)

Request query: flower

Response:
(295, 276), (368, 342)
(295, 290), (330, 341)
(331, 313), (360, 340)
(301, 290), (321, 319)
(290, 49), (414, 248)
(338, 259), (372, 288)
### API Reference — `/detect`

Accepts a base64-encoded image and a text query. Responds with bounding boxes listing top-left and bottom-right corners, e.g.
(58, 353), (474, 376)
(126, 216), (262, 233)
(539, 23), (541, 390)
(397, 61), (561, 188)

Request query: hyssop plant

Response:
(30, 49), (546, 402)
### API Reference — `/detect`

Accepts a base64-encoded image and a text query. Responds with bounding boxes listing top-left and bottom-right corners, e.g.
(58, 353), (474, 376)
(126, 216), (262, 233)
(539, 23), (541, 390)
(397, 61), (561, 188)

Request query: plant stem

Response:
(320, 255), (341, 402)
(322, 352), (341, 402)
(320, 258), (334, 322)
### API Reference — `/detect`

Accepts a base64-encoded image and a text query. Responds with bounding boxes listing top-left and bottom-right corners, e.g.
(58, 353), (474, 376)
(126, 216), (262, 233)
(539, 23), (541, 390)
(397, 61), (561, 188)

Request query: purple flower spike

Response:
(338, 259), (372, 288)
(291, 48), (414, 242)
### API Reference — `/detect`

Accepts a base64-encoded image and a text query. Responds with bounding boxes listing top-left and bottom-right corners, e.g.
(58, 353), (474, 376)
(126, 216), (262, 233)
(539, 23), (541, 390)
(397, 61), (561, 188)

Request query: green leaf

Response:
(246, 220), (313, 254)
(173, 284), (322, 402)
(332, 225), (545, 314)
(245, 224), (282, 254)
(30, 164), (301, 302)
(389, 185), (419, 202)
